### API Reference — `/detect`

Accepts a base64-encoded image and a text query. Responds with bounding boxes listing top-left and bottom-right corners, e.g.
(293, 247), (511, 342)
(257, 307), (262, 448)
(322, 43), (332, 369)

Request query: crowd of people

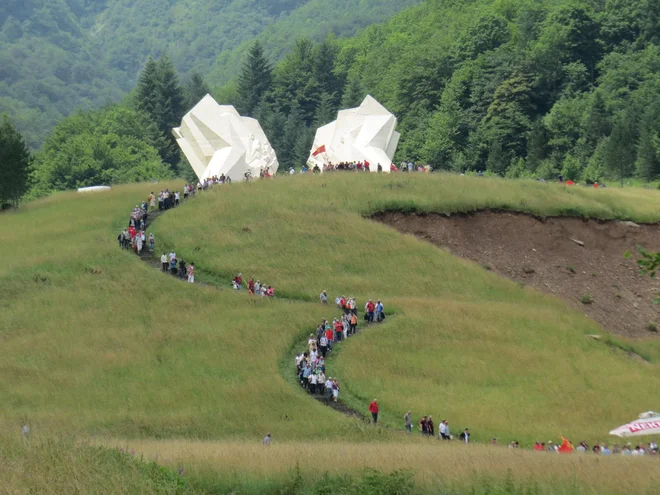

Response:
(118, 180), (656, 456)
(118, 188), (200, 284)
(530, 439), (659, 455)
(293, 161), (432, 174)
(294, 294), (386, 402)
(118, 203), (151, 254)
(232, 274), (276, 297)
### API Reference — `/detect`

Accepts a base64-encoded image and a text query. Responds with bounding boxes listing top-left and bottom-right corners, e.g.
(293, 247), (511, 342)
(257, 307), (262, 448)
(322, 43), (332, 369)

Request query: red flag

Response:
(558, 437), (574, 453)
(312, 145), (326, 156)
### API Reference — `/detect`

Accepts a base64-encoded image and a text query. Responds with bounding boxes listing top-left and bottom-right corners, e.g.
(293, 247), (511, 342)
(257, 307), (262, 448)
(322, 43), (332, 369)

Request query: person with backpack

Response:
(376, 300), (384, 322)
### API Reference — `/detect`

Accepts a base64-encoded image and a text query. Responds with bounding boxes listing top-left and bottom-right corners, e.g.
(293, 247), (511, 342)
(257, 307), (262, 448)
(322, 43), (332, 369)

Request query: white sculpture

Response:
(307, 95), (400, 172)
(173, 94), (279, 181)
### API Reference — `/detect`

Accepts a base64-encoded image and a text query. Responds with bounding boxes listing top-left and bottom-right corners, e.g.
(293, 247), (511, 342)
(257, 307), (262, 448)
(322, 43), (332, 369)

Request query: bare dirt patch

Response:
(375, 211), (660, 338)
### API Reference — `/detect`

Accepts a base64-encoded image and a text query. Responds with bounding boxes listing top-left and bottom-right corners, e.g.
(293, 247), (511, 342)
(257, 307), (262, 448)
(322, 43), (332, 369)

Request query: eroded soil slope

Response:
(377, 211), (660, 338)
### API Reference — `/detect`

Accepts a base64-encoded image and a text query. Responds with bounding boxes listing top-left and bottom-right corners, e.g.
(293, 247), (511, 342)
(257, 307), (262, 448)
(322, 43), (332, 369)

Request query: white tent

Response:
(173, 95), (279, 182)
(307, 95), (400, 172)
(609, 411), (660, 437)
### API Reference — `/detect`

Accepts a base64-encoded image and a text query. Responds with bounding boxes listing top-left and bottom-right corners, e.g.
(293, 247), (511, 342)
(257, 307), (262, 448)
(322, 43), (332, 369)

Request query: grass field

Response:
(3, 173), (660, 492)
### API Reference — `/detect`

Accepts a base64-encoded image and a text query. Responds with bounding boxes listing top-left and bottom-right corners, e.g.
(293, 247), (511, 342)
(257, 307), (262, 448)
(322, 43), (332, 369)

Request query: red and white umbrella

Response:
(609, 411), (660, 437)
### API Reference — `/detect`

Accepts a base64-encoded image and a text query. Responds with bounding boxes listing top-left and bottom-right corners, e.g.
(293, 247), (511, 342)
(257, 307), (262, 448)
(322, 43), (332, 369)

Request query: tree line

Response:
(3, 0), (660, 208)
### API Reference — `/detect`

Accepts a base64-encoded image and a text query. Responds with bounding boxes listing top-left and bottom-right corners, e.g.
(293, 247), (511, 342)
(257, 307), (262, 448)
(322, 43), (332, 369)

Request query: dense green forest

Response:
(4, 0), (660, 201)
(239, 0), (660, 183)
(0, 0), (419, 148)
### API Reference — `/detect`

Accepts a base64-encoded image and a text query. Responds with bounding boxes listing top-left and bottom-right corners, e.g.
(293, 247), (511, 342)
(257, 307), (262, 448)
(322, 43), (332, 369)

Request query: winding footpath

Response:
(124, 193), (379, 425)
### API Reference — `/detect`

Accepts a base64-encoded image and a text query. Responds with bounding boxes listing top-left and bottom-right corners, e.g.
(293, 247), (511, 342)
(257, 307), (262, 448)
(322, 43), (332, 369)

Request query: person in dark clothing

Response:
(427, 416), (435, 437)
(420, 416), (428, 436)
(179, 259), (186, 280)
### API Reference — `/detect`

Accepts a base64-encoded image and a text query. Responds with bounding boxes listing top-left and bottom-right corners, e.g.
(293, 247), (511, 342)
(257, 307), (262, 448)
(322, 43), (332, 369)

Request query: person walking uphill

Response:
(369, 399), (379, 424)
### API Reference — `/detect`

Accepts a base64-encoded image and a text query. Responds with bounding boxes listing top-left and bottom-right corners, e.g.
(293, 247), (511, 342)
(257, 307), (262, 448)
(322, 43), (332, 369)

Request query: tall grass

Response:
(2, 174), (660, 490)
(101, 439), (660, 495)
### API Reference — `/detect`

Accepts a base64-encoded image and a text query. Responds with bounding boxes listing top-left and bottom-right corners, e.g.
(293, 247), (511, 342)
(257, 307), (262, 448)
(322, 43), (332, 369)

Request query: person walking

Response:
(187, 263), (195, 283)
(161, 253), (168, 272)
(136, 232), (143, 255)
(369, 399), (379, 424)
(439, 420), (451, 440)
(179, 259), (187, 280)
(404, 411), (412, 433)
(148, 233), (155, 252)
(350, 312), (358, 335)
(427, 416), (435, 437)
(320, 290), (328, 304)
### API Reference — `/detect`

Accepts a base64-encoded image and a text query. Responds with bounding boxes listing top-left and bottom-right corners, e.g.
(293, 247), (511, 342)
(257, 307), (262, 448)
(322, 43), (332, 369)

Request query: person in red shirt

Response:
(247, 278), (254, 295)
(366, 300), (376, 322)
(325, 327), (334, 350)
(368, 399), (379, 424)
(334, 319), (343, 342)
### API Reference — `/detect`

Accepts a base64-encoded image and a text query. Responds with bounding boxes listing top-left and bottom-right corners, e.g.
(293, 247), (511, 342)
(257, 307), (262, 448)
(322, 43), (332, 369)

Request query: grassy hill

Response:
(3, 174), (660, 492)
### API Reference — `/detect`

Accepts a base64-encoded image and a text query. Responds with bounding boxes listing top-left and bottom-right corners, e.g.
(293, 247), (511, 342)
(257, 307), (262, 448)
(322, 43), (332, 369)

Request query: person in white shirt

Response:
(325, 377), (333, 399)
(255, 280), (261, 294)
(309, 372), (318, 394)
(439, 420), (450, 440)
(161, 253), (168, 272)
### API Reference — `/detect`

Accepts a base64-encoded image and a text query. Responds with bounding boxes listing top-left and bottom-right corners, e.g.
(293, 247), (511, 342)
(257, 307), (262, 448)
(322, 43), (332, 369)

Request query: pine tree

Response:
(155, 56), (184, 133)
(313, 92), (337, 128)
(313, 38), (343, 104)
(294, 126), (314, 169)
(525, 119), (546, 172)
(341, 76), (365, 109)
(486, 138), (507, 175)
(604, 109), (637, 186)
(184, 72), (211, 111)
(636, 104), (660, 181)
(584, 90), (610, 150)
(237, 41), (273, 116)
(0, 115), (31, 209)
(280, 103), (305, 169)
(265, 110), (287, 164)
(135, 56), (185, 170)
(135, 57), (160, 119)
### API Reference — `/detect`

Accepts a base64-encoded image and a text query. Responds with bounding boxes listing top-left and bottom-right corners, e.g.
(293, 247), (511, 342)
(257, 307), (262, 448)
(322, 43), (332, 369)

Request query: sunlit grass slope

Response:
(0, 182), (372, 440)
(2, 173), (660, 449)
(153, 173), (660, 444)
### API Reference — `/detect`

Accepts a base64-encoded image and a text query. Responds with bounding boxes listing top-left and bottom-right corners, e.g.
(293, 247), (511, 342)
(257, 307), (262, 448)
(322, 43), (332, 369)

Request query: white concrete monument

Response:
(173, 94), (279, 181)
(307, 95), (400, 172)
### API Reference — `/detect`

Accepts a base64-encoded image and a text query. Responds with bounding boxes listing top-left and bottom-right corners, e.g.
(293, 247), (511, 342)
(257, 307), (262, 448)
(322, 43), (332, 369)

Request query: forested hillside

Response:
(335, 0), (660, 182)
(5, 0), (660, 203)
(0, 0), (419, 148)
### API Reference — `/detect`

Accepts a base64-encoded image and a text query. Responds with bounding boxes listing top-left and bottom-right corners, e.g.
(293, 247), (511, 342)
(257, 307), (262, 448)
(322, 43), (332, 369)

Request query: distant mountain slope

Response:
(0, 0), (420, 148)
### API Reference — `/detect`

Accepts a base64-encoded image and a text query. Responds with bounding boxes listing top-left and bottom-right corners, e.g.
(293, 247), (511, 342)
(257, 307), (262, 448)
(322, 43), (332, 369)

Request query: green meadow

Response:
(3, 173), (660, 493)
